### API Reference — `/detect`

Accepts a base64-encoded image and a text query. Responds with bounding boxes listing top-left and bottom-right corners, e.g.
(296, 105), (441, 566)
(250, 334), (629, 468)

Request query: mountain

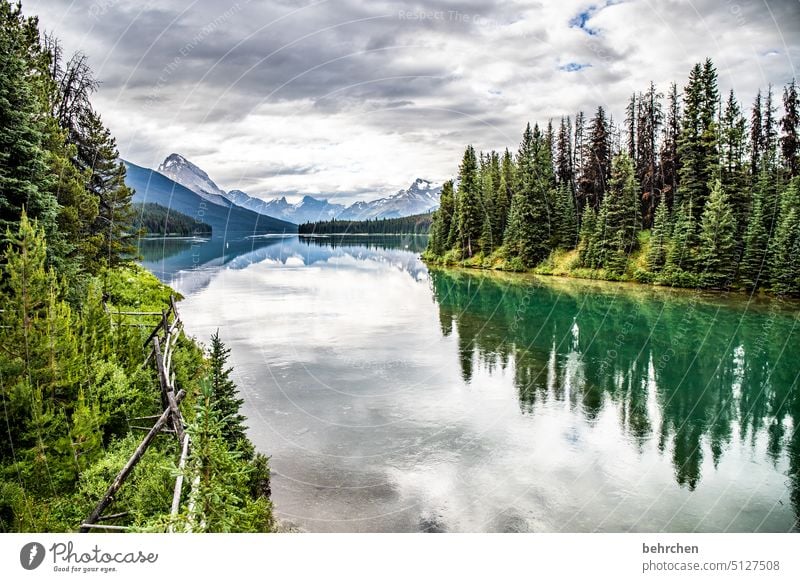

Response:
(124, 160), (297, 235)
(226, 179), (442, 224)
(157, 153), (232, 207)
(226, 190), (345, 224)
(155, 153), (442, 224)
(337, 178), (442, 220)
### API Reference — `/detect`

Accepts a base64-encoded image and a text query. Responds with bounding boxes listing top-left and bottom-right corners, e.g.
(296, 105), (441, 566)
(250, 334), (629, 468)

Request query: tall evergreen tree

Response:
(553, 184), (577, 249)
(504, 124), (551, 267)
(677, 59), (719, 218)
(208, 331), (247, 449)
(555, 116), (574, 188)
(781, 79), (799, 179)
(0, 2), (58, 248)
(76, 109), (137, 269)
(580, 106), (612, 211)
(647, 201), (670, 272)
(660, 83), (681, 209)
(427, 180), (454, 256)
(637, 81), (664, 227)
(768, 179), (800, 295)
(739, 200), (768, 290)
(455, 145), (482, 257)
(697, 180), (738, 288)
(590, 153), (640, 273)
(719, 90), (749, 235)
(750, 90), (764, 177)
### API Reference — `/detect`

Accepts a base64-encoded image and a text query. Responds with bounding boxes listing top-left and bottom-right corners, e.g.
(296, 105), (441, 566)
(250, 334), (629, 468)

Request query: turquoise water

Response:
(139, 235), (799, 532)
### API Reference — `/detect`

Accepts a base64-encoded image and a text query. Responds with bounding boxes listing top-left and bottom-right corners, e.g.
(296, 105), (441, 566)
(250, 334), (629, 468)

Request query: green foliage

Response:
(208, 331), (247, 449)
(768, 178), (800, 295)
(697, 180), (738, 288)
(134, 202), (212, 237)
(299, 212), (432, 236)
(456, 145), (482, 257)
(647, 201), (669, 272)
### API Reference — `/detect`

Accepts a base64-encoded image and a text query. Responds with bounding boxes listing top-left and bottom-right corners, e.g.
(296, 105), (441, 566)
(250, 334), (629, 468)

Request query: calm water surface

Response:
(139, 235), (800, 532)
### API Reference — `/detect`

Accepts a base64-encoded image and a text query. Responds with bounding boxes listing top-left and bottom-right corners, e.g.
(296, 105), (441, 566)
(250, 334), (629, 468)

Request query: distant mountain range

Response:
(141, 153), (442, 225)
(124, 160), (296, 236)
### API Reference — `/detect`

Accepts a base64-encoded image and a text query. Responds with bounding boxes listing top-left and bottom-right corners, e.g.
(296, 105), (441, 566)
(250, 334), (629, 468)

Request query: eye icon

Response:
(20, 542), (46, 570)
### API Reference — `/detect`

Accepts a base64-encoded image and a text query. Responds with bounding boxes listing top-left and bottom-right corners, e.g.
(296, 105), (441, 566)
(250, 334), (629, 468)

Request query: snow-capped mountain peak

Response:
(157, 153), (231, 207)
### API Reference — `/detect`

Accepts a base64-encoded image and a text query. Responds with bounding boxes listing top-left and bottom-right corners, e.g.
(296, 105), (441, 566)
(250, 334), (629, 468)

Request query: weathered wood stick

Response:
(80, 523), (131, 531)
(168, 434), (191, 532)
(96, 511), (130, 522)
(79, 389), (186, 533)
(153, 337), (185, 443)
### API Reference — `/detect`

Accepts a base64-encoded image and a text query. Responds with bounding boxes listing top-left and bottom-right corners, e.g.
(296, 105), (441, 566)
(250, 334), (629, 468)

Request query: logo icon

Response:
(20, 542), (46, 570)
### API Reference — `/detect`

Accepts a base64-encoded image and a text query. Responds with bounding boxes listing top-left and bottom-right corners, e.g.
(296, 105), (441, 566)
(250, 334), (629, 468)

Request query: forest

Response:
(299, 212), (433, 235)
(0, 1), (272, 531)
(425, 59), (800, 295)
(135, 202), (213, 237)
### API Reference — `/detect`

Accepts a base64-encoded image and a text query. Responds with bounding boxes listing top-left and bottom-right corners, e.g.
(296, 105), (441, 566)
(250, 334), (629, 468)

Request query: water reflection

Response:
(429, 268), (800, 521)
(139, 235), (799, 532)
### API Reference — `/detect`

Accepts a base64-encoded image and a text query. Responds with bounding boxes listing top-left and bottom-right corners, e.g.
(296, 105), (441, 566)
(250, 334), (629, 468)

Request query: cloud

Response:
(26, 0), (800, 201)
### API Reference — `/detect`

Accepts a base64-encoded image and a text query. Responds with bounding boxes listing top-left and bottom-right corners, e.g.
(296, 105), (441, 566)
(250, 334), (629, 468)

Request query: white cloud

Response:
(27, 0), (799, 202)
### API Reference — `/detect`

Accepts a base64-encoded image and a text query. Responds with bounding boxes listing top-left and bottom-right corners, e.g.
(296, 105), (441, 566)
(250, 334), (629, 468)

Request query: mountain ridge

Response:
(154, 153), (442, 224)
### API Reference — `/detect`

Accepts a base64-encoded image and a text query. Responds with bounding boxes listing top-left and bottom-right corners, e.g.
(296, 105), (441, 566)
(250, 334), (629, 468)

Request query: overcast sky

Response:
(28, 0), (800, 203)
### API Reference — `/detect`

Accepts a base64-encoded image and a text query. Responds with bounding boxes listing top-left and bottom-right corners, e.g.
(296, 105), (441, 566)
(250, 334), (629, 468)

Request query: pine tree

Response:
(578, 206), (598, 268)
(719, 90), (749, 235)
(555, 116), (574, 188)
(660, 83), (681, 209)
(781, 79), (799, 179)
(0, 2), (58, 247)
(739, 188), (769, 290)
(504, 124), (552, 267)
(637, 82), (663, 227)
(768, 178), (800, 295)
(455, 145), (482, 257)
(427, 181), (454, 256)
(647, 201), (670, 272)
(580, 106), (612, 211)
(208, 331), (247, 449)
(590, 153), (640, 274)
(697, 180), (738, 288)
(497, 149), (514, 237)
(478, 152), (497, 254)
(77, 109), (138, 268)
(665, 201), (697, 273)
(750, 90), (764, 177)
(554, 184), (577, 249)
(677, 59), (718, 218)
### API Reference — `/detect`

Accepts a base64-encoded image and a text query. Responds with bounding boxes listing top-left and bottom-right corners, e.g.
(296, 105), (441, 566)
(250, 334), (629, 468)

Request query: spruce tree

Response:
(578, 206), (598, 268)
(78, 109), (138, 268)
(208, 331), (247, 449)
(580, 106), (612, 210)
(781, 79), (799, 179)
(504, 124), (552, 267)
(647, 201), (670, 273)
(665, 200), (697, 273)
(427, 181), (454, 256)
(719, 90), (749, 235)
(554, 184), (577, 249)
(739, 189), (769, 290)
(677, 59), (718, 219)
(0, 2), (58, 247)
(660, 83), (681, 209)
(455, 145), (482, 257)
(591, 153), (640, 273)
(750, 90), (764, 177)
(697, 180), (738, 288)
(768, 179), (800, 295)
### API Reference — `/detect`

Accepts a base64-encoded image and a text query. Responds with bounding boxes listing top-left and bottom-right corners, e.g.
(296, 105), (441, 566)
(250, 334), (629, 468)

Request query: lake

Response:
(139, 235), (800, 532)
